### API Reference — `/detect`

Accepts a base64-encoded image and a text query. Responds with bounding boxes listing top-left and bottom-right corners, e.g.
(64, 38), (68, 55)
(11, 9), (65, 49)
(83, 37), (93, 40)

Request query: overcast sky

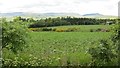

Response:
(0, 0), (119, 15)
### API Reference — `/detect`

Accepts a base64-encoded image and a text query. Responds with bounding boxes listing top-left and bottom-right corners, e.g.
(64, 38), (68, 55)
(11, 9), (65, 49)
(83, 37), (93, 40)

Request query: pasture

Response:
(3, 31), (113, 66)
(30, 25), (113, 32)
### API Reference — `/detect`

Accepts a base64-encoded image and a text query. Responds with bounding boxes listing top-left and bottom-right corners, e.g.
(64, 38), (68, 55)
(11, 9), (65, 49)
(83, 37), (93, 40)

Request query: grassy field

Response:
(48, 25), (113, 31)
(3, 31), (112, 66)
(30, 25), (113, 32)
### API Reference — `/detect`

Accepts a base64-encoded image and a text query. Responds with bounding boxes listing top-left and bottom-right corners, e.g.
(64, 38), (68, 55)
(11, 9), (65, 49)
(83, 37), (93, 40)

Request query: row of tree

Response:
(10, 16), (117, 28)
(28, 17), (116, 28)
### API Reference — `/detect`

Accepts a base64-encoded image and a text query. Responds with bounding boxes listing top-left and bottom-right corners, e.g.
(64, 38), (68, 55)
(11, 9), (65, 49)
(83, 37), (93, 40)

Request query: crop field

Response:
(3, 31), (113, 66)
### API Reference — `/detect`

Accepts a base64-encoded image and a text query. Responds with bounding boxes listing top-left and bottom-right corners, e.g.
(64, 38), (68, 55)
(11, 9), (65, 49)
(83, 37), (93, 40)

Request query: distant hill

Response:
(0, 12), (117, 19)
(82, 13), (117, 19)
(0, 12), (25, 17)
(83, 13), (103, 16)
(0, 12), (80, 18)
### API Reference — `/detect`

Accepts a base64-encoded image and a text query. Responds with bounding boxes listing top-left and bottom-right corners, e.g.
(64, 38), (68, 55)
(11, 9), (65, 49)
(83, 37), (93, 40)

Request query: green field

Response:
(3, 30), (113, 66)
(30, 25), (113, 33)
(47, 25), (113, 32)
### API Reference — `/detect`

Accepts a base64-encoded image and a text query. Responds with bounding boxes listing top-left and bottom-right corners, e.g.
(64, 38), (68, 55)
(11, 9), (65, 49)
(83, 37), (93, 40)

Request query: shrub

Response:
(111, 19), (120, 66)
(55, 29), (65, 32)
(90, 29), (94, 32)
(95, 28), (110, 32)
(96, 28), (102, 32)
(42, 28), (52, 31)
(54, 27), (78, 32)
(88, 39), (117, 66)
(52, 28), (56, 31)
(2, 20), (30, 53)
(29, 28), (41, 31)
(105, 29), (110, 32)
(66, 28), (78, 32)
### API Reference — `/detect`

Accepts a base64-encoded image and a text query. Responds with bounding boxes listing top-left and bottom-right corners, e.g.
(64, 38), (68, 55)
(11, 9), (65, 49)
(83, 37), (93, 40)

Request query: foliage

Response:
(13, 16), (35, 23)
(88, 19), (118, 66)
(29, 28), (42, 32)
(111, 19), (120, 46)
(29, 17), (116, 28)
(88, 39), (117, 66)
(54, 27), (78, 32)
(42, 28), (52, 31)
(2, 18), (30, 53)
(111, 18), (120, 66)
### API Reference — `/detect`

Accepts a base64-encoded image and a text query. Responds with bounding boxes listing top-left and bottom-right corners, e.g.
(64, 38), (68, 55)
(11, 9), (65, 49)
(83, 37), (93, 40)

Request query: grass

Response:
(3, 31), (112, 66)
(33, 25), (113, 32)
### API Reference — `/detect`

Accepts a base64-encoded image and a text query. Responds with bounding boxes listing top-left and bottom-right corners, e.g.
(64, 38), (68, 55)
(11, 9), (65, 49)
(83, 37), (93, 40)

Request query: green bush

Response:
(54, 27), (78, 32)
(29, 28), (42, 31)
(52, 28), (56, 31)
(96, 28), (102, 32)
(95, 28), (110, 32)
(111, 19), (120, 65)
(42, 28), (52, 31)
(65, 28), (78, 32)
(88, 39), (117, 66)
(55, 28), (65, 32)
(2, 19), (30, 53)
(90, 29), (94, 32)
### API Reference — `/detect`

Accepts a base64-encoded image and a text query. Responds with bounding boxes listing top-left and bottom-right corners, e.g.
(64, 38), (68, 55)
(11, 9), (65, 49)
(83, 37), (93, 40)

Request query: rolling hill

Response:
(0, 12), (117, 19)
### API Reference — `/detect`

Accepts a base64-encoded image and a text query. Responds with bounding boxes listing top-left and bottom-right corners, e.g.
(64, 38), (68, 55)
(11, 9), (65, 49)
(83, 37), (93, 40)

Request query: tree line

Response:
(10, 16), (117, 28)
(28, 17), (116, 28)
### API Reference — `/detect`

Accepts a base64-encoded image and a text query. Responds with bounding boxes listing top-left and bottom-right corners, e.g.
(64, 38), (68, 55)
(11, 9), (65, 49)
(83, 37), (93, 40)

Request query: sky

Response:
(0, 0), (119, 16)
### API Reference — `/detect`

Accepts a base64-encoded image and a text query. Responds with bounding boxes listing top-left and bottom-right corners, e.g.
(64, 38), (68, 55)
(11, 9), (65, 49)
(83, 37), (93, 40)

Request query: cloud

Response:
(0, 0), (119, 15)
(0, 3), (3, 6)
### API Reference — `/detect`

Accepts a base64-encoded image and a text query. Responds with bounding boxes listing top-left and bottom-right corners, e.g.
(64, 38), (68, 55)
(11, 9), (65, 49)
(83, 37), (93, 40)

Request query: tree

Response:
(13, 16), (22, 22)
(2, 18), (30, 53)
